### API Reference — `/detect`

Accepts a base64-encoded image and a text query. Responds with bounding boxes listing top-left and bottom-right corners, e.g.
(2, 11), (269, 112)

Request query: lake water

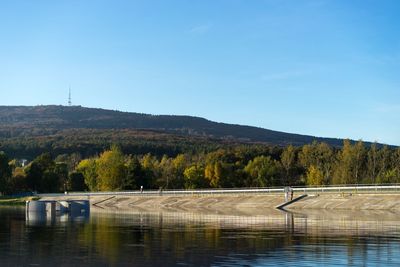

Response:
(1, 206), (400, 266)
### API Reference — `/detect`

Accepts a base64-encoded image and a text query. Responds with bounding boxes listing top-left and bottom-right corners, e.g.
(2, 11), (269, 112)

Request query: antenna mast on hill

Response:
(68, 86), (72, 106)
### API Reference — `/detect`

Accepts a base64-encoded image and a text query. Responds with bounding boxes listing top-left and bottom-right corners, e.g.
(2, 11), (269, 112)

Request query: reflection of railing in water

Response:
(25, 200), (90, 226)
(91, 209), (292, 229)
(89, 208), (400, 237)
(36, 184), (400, 198)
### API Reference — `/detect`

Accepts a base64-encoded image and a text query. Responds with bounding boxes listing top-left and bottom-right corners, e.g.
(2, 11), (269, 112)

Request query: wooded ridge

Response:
(0, 105), (381, 159)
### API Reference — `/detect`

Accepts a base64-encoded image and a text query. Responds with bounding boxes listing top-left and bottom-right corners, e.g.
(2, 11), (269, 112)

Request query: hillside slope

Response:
(0, 105), (343, 146)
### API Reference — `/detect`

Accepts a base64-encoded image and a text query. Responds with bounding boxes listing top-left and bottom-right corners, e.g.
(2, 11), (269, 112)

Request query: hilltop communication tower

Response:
(68, 87), (72, 106)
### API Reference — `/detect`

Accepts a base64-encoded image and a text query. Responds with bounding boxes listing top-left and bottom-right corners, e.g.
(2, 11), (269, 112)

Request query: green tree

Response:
(204, 161), (238, 188)
(140, 153), (159, 189)
(353, 140), (366, 184)
(183, 165), (207, 189)
(54, 162), (68, 192)
(124, 156), (145, 190)
(244, 156), (279, 187)
(366, 143), (379, 183)
(68, 172), (87, 191)
(25, 162), (42, 192)
(156, 155), (174, 189)
(41, 170), (60, 193)
(333, 140), (366, 185)
(394, 148), (400, 181)
(55, 153), (82, 173)
(25, 153), (57, 193)
(76, 158), (98, 191)
(0, 152), (12, 194)
(299, 141), (334, 184)
(96, 146), (127, 191)
(10, 167), (28, 193)
(377, 169), (397, 184)
(377, 145), (391, 180)
(280, 145), (297, 185)
(333, 140), (354, 184)
(170, 154), (189, 189)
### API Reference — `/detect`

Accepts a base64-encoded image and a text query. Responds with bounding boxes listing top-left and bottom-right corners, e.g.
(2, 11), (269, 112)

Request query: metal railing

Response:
(36, 184), (400, 198)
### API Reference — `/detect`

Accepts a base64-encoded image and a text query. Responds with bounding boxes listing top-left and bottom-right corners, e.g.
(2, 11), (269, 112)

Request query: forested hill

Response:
(0, 105), (344, 146)
(1, 106), (398, 194)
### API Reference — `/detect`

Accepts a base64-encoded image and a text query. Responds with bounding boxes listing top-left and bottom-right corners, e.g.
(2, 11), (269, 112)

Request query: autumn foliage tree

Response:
(96, 146), (127, 191)
(1, 138), (399, 195)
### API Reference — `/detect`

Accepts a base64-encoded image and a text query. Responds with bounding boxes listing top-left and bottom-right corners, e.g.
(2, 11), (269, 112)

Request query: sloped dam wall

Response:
(41, 192), (400, 212)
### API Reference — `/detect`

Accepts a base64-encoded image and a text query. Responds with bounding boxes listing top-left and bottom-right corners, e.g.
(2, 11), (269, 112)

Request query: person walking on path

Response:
(290, 187), (294, 201)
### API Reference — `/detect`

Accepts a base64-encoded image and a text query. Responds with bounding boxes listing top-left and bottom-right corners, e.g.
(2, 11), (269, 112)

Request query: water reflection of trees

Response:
(1, 208), (400, 266)
(75, 211), (400, 266)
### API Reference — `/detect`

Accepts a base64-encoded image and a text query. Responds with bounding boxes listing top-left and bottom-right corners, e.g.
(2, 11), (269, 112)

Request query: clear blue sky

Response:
(1, 0), (399, 145)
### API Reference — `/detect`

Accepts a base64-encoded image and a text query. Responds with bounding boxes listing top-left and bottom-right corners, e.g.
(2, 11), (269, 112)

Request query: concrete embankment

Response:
(288, 193), (400, 210)
(43, 194), (285, 214)
(41, 191), (400, 212)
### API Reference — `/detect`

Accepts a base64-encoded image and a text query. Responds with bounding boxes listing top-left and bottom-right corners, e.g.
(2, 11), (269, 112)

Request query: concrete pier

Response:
(26, 200), (90, 224)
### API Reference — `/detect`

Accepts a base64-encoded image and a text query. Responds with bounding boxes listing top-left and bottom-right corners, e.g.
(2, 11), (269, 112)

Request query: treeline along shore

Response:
(0, 139), (399, 196)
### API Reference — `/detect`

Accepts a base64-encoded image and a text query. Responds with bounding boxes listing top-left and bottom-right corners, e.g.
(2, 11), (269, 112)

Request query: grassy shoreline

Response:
(0, 196), (40, 206)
